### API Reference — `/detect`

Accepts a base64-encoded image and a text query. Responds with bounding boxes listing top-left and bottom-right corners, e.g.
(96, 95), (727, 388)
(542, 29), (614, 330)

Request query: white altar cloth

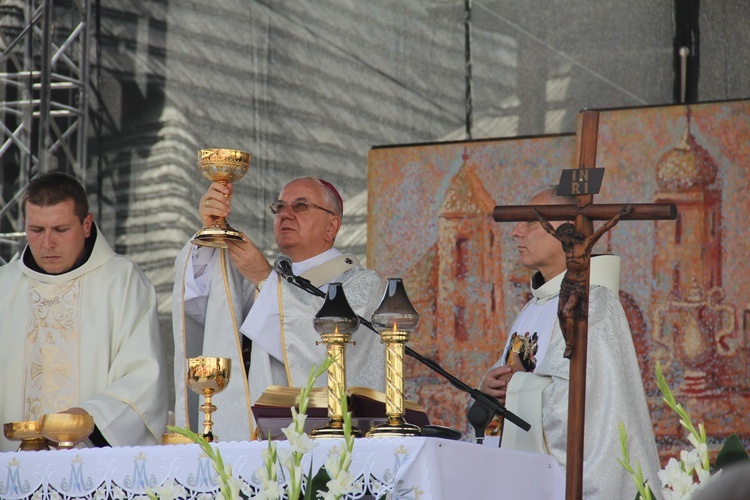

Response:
(0, 437), (563, 499)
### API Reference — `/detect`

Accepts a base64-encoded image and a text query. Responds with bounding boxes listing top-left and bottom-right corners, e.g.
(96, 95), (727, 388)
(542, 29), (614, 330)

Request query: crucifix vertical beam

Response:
(565, 110), (599, 500)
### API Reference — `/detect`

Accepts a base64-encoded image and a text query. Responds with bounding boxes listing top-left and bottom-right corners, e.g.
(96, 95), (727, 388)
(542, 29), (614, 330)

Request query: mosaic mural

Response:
(367, 99), (750, 462)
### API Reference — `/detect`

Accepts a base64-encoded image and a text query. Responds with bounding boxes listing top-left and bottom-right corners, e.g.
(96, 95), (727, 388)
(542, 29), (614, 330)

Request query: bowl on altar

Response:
(39, 413), (95, 449)
(161, 432), (195, 445)
(3, 420), (49, 451)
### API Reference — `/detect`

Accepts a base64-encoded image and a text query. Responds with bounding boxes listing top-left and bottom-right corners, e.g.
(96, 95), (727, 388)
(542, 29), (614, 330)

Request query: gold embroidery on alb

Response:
(24, 278), (81, 421)
(31, 346), (72, 391)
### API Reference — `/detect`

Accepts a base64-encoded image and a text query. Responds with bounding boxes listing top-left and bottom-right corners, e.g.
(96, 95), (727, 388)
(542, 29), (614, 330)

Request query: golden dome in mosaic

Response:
(656, 125), (718, 190)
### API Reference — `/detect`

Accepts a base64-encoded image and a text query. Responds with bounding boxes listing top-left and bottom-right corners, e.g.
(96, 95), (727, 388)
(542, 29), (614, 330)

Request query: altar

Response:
(0, 437), (563, 499)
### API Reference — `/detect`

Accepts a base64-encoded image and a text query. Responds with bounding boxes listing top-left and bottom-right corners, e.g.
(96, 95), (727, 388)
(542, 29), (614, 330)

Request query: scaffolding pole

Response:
(0, 0), (92, 263)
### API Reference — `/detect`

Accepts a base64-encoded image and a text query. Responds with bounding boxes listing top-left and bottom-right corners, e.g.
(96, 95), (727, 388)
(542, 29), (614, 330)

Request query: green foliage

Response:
(307, 465), (332, 499)
(165, 425), (236, 500)
(621, 362), (750, 499)
(618, 422), (653, 500)
(714, 433), (750, 472)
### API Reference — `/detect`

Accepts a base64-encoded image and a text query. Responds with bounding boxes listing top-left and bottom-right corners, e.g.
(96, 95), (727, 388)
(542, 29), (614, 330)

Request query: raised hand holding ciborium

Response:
(192, 148), (251, 248)
(187, 356), (231, 442)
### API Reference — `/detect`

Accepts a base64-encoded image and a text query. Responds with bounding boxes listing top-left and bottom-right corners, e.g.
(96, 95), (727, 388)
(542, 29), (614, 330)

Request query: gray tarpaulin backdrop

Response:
(24, 1), (750, 406)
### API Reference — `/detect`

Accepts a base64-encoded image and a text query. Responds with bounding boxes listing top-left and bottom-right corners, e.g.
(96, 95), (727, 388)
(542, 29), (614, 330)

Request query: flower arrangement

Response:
(151, 357), (359, 500)
(619, 361), (749, 500)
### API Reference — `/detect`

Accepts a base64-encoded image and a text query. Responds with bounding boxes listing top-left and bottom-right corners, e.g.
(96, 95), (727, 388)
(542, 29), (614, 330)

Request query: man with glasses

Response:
(173, 177), (386, 442)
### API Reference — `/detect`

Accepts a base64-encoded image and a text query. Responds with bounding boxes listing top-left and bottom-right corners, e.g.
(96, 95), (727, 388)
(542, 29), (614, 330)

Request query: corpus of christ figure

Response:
(532, 204), (633, 358)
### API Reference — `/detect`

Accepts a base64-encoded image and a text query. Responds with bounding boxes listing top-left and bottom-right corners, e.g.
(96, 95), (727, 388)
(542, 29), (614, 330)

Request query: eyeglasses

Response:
(269, 200), (336, 216)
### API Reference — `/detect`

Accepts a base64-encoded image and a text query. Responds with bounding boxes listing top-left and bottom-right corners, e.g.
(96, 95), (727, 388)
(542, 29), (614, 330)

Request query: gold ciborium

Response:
(310, 283), (363, 439)
(4, 421), (48, 451)
(187, 356), (231, 442)
(192, 148), (251, 248)
(39, 413), (95, 449)
(367, 278), (421, 438)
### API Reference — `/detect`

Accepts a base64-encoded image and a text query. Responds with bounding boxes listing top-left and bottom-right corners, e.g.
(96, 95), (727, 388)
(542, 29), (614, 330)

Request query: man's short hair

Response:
(291, 176), (344, 218)
(532, 184), (576, 205)
(22, 172), (89, 222)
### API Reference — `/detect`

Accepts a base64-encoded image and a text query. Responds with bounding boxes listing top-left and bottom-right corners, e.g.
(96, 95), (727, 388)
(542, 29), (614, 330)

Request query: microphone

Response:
(467, 399), (495, 444)
(269, 258), (531, 436)
(273, 255), (325, 297)
(273, 255), (295, 282)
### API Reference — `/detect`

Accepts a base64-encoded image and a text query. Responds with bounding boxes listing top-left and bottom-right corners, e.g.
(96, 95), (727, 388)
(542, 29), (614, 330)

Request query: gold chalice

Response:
(39, 413), (95, 449)
(4, 421), (48, 451)
(187, 356), (231, 442)
(192, 148), (251, 248)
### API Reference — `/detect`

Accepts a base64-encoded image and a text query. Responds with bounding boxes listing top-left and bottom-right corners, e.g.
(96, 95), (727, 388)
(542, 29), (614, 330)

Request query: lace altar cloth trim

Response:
(0, 437), (563, 499)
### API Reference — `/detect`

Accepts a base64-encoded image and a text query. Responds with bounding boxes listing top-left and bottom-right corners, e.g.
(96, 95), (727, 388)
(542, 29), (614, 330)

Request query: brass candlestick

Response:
(368, 278), (421, 437)
(192, 148), (251, 248)
(310, 283), (363, 439)
(187, 356), (231, 442)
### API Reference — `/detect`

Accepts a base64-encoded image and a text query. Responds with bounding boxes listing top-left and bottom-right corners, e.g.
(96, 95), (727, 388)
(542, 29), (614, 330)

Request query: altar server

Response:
(0, 172), (168, 451)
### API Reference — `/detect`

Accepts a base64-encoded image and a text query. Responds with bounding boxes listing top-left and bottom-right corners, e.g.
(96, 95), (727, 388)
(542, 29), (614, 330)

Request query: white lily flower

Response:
(696, 466), (712, 484)
(284, 428), (317, 455)
(658, 458), (683, 487)
(316, 490), (338, 500)
(281, 420), (301, 441)
(327, 469), (356, 495)
(151, 478), (186, 499)
(325, 451), (342, 477)
(680, 448), (701, 475)
(277, 448), (293, 468)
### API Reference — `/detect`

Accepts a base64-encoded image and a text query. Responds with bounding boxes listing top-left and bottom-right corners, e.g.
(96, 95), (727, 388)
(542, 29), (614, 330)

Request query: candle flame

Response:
(392, 323), (398, 332)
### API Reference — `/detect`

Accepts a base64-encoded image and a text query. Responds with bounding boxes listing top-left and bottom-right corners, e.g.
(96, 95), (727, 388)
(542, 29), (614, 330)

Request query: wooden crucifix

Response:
(493, 110), (677, 500)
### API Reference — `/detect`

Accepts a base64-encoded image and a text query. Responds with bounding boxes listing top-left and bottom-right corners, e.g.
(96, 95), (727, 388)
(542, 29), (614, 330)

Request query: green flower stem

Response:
(618, 422), (653, 500)
(166, 425), (234, 500)
(655, 362), (703, 443)
(287, 357), (335, 500)
(299, 357), (334, 415)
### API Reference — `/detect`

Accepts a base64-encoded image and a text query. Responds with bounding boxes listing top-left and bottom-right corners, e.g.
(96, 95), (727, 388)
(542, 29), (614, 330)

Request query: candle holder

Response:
(192, 148), (251, 248)
(309, 283), (363, 439)
(367, 278), (421, 437)
(187, 356), (231, 442)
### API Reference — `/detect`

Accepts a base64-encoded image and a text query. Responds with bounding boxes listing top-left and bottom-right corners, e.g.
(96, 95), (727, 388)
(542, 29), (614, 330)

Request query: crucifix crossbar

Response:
(492, 110), (677, 500)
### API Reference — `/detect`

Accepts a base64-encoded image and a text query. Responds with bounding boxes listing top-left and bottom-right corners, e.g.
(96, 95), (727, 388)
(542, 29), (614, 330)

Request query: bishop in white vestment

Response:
(172, 177), (386, 442)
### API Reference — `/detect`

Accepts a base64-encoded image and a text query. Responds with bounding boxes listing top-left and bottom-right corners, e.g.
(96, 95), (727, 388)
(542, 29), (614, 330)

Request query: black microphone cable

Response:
(269, 255), (530, 434)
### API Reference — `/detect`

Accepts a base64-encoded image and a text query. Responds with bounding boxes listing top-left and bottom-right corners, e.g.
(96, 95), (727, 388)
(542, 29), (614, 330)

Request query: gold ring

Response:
(204, 199), (210, 208)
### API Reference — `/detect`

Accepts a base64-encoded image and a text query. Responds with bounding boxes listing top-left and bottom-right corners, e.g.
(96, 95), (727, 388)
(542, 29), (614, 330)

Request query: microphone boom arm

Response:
(275, 261), (530, 433)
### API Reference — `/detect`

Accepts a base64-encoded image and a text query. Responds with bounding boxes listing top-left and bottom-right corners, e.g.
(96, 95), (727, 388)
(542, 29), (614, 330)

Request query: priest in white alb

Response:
(0, 172), (168, 452)
(478, 186), (662, 498)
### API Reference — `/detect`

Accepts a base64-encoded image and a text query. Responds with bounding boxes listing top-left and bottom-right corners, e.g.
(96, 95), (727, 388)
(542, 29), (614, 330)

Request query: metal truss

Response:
(0, 0), (92, 263)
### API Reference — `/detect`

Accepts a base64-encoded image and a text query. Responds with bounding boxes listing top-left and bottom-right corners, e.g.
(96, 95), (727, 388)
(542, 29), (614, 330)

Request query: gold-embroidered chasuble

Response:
(24, 278), (81, 420)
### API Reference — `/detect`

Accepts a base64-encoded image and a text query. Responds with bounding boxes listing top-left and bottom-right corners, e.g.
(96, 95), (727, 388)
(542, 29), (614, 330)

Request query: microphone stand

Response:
(276, 267), (530, 433)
